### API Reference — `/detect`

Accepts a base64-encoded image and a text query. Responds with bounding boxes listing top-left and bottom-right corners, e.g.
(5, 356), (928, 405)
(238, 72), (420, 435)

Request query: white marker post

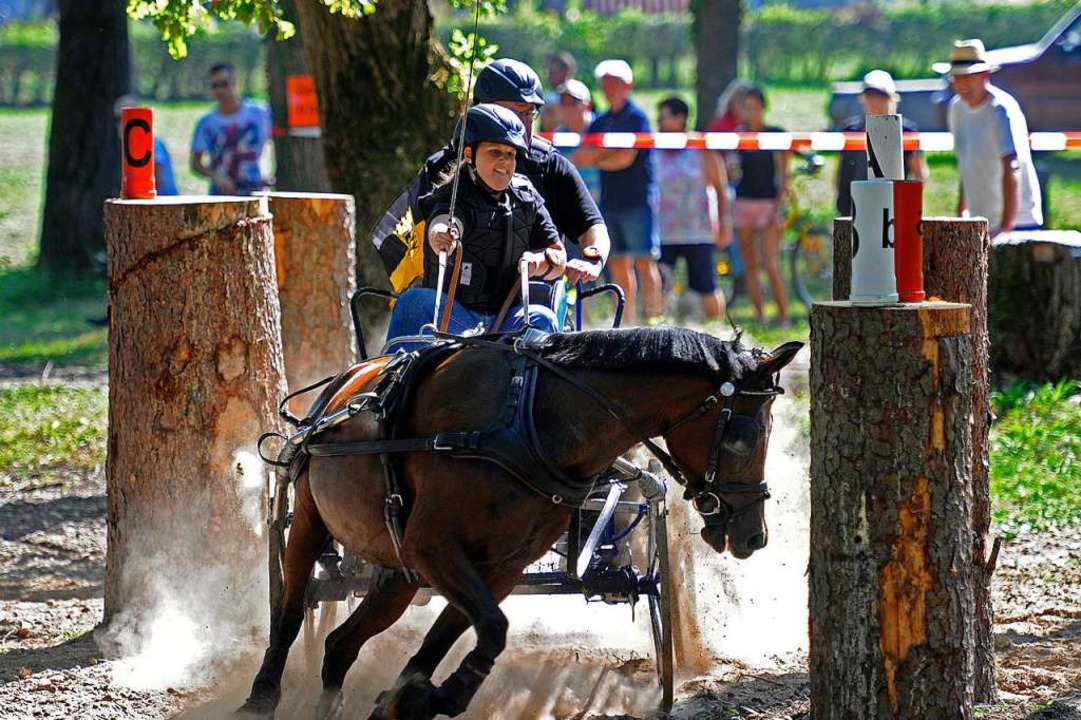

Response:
(850, 179), (898, 305)
(866, 114), (904, 181)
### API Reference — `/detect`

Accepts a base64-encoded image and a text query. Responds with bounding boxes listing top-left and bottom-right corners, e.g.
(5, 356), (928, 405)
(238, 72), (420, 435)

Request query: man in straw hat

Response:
(936, 39), (1042, 235)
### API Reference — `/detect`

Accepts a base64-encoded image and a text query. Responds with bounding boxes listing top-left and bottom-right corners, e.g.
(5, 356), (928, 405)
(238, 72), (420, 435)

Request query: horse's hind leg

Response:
(315, 566), (420, 719)
(238, 475), (329, 718)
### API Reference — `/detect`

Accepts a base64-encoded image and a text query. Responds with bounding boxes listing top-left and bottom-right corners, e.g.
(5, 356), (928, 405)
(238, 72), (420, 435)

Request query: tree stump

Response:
(834, 216), (996, 701)
(810, 301), (975, 719)
(988, 230), (1081, 382)
(266, 192), (356, 415)
(103, 197), (286, 628)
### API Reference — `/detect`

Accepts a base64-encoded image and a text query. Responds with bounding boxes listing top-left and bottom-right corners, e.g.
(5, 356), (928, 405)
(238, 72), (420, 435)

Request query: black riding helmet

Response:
(474, 59), (545, 107)
(457, 103), (530, 156)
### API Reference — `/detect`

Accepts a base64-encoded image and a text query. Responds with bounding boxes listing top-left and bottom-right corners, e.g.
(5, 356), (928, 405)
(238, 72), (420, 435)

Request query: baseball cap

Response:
(862, 70), (897, 97)
(594, 59), (633, 85)
(557, 79), (591, 104)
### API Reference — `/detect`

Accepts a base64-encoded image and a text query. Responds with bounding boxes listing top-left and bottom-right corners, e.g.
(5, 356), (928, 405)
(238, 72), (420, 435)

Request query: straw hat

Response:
(933, 39), (1000, 76)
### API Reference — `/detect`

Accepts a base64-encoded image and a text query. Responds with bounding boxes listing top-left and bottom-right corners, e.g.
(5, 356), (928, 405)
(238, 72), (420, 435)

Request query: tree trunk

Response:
(988, 230), (1081, 383)
(103, 197), (286, 628)
(292, 0), (457, 330)
(267, 192), (357, 415)
(39, 0), (129, 274)
(265, 0), (330, 193)
(693, 0), (740, 131)
(834, 216), (997, 702)
(809, 301), (975, 720)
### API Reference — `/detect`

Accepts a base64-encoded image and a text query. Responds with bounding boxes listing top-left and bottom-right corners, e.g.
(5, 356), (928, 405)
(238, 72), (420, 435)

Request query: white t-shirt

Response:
(948, 84), (1042, 230)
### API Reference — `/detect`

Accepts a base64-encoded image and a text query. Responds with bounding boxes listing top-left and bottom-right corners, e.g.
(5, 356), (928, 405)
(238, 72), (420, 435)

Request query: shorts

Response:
(659, 244), (716, 294)
(734, 198), (780, 232)
(603, 205), (660, 259)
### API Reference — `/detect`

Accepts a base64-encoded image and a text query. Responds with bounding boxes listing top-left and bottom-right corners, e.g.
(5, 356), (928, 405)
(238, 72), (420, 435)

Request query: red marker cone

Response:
(121, 107), (156, 199)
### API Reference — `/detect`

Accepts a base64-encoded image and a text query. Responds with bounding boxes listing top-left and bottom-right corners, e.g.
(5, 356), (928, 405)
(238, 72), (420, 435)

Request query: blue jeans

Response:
(384, 287), (559, 353)
(603, 204), (660, 259)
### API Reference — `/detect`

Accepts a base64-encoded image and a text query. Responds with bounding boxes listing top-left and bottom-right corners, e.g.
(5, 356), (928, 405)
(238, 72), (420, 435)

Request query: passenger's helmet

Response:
(474, 59), (545, 107)
(458, 103), (529, 155)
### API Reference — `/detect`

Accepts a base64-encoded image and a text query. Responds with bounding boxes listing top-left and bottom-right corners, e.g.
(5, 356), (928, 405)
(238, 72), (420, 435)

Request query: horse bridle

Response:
(505, 344), (783, 526)
(659, 381), (783, 527)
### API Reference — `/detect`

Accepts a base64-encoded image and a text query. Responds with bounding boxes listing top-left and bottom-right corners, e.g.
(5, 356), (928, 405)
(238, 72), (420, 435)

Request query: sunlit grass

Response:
(0, 384), (107, 487)
(990, 379), (1081, 534)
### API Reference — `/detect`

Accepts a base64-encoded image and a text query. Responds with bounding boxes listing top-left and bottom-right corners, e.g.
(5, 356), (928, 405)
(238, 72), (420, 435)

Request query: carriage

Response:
(250, 278), (799, 719)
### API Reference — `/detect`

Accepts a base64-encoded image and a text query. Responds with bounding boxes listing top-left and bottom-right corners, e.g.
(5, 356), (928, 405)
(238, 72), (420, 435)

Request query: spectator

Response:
(733, 86), (789, 326)
(190, 62), (272, 195)
(655, 96), (730, 321)
(834, 70), (928, 216)
(935, 39), (1043, 235)
(540, 51), (577, 132)
(707, 78), (751, 300)
(554, 79), (600, 205)
(707, 79), (752, 133)
(574, 59), (663, 325)
(114, 94), (178, 196)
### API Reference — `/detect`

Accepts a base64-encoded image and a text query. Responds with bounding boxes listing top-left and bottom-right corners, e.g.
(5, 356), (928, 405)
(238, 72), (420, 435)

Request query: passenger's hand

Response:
(564, 258), (603, 284)
(520, 251), (548, 278)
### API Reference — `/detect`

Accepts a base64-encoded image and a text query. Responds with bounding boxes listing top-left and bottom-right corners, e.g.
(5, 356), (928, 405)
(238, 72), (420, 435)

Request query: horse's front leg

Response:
(237, 474), (329, 718)
(385, 543), (512, 720)
(315, 566), (420, 720)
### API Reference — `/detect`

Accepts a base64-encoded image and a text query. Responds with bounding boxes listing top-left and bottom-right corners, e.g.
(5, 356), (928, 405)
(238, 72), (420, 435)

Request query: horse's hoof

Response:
(368, 673), (436, 720)
(315, 689), (345, 720)
(235, 694), (277, 719)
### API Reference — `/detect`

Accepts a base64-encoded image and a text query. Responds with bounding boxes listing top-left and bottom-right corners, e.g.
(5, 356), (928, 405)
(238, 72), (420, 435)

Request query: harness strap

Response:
(490, 276), (522, 335)
(306, 431), (482, 457)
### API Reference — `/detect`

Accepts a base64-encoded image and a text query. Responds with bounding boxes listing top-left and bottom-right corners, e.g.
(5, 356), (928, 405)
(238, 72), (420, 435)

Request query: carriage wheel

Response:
(647, 503), (675, 711)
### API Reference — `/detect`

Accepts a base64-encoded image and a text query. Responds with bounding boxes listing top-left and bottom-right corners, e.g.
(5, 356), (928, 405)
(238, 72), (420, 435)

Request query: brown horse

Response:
(239, 326), (801, 720)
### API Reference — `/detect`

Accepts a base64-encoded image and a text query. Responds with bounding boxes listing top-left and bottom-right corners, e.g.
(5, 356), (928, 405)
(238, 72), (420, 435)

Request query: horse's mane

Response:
(538, 326), (760, 382)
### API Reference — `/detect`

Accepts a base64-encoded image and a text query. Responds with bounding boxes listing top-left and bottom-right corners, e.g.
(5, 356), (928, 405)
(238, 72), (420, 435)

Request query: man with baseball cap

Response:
(833, 69), (928, 216)
(574, 59), (663, 325)
(372, 58), (610, 293)
(936, 39), (1042, 234)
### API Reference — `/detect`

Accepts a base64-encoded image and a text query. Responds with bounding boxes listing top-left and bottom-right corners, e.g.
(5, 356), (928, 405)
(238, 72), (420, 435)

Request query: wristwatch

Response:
(582, 246), (602, 261)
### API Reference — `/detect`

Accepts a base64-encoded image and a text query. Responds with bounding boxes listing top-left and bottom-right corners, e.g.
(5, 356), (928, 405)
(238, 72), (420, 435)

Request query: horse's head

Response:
(662, 341), (803, 559)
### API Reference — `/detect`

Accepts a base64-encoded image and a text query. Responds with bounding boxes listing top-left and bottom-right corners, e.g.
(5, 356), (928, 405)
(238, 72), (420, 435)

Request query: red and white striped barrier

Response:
(543, 131), (1081, 152)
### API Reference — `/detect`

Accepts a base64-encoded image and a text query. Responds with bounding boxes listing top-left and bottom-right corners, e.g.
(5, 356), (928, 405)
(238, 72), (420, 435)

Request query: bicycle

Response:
(782, 153), (833, 311)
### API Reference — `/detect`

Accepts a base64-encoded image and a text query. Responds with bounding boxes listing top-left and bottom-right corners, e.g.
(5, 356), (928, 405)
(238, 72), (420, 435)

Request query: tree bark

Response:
(692, 0), (740, 131)
(265, 0), (330, 193)
(809, 301), (975, 720)
(39, 0), (129, 274)
(292, 0), (457, 328)
(103, 197), (286, 627)
(266, 192), (357, 415)
(988, 230), (1081, 383)
(833, 216), (996, 702)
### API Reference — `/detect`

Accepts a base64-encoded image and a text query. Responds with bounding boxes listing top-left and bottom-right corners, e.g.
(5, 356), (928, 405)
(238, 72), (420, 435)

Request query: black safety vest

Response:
(419, 172), (542, 313)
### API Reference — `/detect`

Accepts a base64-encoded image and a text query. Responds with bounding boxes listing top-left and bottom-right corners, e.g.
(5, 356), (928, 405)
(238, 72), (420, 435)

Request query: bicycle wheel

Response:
(647, 502), (675, 712)
(790, 226), (833, 311)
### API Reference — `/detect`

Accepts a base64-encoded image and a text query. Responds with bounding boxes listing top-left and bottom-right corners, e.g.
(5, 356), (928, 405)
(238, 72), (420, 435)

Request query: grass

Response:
(0, 384), (107, 487)
(989, 379), (1081, 534)
(0, 265), (108, 370)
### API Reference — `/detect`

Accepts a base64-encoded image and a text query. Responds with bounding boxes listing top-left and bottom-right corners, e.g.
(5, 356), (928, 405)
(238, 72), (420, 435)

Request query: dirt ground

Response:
(1, 388), (1079, 719)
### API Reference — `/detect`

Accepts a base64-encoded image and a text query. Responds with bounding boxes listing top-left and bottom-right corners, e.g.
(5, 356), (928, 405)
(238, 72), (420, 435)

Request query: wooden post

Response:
(103, 197), (286, 623)
(834, 216), (996, 701)
(810, 301), (975, 719)
(266, 192), (357, 415)
(988, 230), (1081, 382)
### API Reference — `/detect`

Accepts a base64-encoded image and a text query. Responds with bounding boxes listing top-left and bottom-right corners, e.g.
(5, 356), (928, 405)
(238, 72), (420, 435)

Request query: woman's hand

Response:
(521, 247), (567, 280)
